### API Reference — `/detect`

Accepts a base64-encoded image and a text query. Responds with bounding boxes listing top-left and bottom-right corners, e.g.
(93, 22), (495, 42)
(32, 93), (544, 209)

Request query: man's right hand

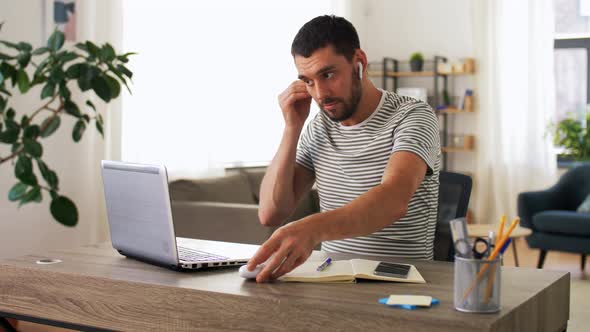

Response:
(278, 81), (312, 129)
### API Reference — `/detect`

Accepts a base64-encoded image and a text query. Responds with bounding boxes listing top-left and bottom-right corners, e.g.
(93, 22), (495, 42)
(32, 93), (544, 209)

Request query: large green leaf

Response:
(23, 138), (43, 157)
(17, 52), (31, 68)
(96, 118), (104, 137)
(85, 41), (101, 59)
(58, 82), (70, 100)
(91, 75), (111, 102)
(86, 100), (96, 112)
(50, 196), (78, 227)
(116, 52), (137, 64)
(36, 159), (58, 189)
(8, 182), (28, 202)
(11, 142), (21, 153)
(23, 124), (40, 138)
(0, 40), (19, 50)
(65, 63), (86, 79)
(116, 64), (133, 79)
(74, 42), (88, 52)
(72, 119), (86, 142)
(64, 100), (81, 117)
(17, 69), (29, 93)
(49, 67), (65, 83)
(40, 116), (61, 138)
(101, 43), (116, 61)
(1, 62), (16, 82)
(47, 30), (65, 52)
(32, 47), (49, 55)
(33, 57), (50, 78)
(0, 52), (13, 60)
(40, 82), (55, 99)
(0, 95), (5, 112)
(6, 108), (15, 119)
(0, 120), (20, 143)
(15, 155), (37, 186)
(105, 75), (120, 99)
(19, 186), (42, 207)
(0, 71), (4, 85)
(57, 51), (77, 63)
(17, 42), (32, 52)
(77, 65), (99, 91)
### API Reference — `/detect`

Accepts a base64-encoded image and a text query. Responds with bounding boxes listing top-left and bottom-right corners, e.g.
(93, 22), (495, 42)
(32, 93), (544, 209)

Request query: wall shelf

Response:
(371, 56), (476, 171)
(368, 69), (475, 78)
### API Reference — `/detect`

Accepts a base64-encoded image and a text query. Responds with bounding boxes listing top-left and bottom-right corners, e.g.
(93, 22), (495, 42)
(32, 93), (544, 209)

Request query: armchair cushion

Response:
(169, 172), (255, 204)
(532, 210), (590, 236)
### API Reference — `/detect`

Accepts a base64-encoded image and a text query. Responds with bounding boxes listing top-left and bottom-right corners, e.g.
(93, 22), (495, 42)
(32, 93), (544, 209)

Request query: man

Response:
(247, 15), (440, 282)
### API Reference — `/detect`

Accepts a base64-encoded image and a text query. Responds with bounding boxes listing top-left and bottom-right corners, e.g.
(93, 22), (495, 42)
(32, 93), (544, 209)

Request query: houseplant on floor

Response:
(0, 24), (134, 226)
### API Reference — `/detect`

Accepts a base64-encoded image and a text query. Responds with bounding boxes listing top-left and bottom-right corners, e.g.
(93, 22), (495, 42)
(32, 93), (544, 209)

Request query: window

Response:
(554, 0), (590, 121)
(121, 1), (341, 177)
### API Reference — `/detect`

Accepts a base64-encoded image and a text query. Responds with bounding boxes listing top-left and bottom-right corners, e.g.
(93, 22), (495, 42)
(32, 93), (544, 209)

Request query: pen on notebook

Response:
(316, 257), (332, 272)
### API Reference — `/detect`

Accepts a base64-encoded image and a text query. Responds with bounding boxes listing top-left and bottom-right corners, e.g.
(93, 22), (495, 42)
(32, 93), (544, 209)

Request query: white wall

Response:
(0, 1), (118, 259)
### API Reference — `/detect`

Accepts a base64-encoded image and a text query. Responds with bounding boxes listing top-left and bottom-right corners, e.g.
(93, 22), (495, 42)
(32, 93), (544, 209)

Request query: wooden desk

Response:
(0, 243), (569, 331)
(467, 225), (533, 267)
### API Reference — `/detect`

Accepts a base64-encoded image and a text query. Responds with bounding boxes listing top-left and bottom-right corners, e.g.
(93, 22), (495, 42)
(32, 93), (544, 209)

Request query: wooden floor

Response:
(7, 239), (590, 332)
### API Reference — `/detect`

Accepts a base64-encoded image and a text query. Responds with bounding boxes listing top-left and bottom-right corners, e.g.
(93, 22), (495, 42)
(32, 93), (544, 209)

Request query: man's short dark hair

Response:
(291, 15), (360, 62)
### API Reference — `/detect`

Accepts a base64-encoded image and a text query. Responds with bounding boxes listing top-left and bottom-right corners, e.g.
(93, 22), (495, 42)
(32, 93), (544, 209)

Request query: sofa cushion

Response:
(241, 168), (266, 203)
(532, 210), (590, 236)
(169, 172), (255, 204)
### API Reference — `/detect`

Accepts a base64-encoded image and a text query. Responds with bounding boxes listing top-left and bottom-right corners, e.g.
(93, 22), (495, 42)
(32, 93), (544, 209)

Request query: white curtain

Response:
(471, 0), (558, 223)
(120, 0), (343, 179)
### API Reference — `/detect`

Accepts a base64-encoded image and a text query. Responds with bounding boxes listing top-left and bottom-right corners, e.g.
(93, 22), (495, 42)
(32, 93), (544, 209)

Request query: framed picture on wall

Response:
(42, 0), (77, 43)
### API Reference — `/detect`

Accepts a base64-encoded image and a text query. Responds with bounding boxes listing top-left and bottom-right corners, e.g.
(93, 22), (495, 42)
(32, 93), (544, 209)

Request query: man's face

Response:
(295, 46), (362, 122)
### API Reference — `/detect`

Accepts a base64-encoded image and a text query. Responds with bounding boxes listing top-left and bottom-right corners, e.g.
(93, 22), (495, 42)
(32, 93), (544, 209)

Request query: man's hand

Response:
(247, 219), (319, 283)
(278, 81), (312, 129)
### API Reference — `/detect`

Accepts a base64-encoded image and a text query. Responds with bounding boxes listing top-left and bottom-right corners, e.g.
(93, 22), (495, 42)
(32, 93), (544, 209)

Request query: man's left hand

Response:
(247, 219), (319, 283)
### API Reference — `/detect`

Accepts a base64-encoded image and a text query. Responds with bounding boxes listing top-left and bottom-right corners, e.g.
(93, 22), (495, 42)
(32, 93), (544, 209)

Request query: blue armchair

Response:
(518, 164), (590, 269)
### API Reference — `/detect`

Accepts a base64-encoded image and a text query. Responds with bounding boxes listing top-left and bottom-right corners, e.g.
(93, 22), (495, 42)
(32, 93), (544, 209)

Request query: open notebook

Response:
(280, 259), (426, 283)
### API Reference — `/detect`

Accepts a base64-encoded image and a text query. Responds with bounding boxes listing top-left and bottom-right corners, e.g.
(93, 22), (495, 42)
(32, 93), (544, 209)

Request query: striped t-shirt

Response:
(296, 90), (441, 259)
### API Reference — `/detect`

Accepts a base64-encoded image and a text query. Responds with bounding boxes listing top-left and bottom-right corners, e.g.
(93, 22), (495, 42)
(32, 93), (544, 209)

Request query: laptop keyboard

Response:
(177, 246), (229, 262)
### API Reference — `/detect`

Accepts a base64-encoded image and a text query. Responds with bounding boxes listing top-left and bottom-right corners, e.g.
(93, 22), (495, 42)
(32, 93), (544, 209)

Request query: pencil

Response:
(497, 215), (506, 241)
(484, 215), (507, 303)
(462, 217), (520, 302)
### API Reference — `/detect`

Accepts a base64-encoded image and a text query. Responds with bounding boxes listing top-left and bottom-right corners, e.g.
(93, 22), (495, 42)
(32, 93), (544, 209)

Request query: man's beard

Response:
(320, 69), (362, 123)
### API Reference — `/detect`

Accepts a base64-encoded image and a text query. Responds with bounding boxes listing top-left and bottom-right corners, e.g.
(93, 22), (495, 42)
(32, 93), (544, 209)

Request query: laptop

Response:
(100, 160), (260, 270)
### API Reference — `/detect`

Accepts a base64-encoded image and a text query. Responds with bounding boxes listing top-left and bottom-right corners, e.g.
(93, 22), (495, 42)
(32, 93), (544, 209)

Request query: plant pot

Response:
(410, 59), (424, 72)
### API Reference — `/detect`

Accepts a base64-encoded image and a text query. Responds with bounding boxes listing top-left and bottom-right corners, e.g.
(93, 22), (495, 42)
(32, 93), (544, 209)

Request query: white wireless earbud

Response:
(358, 62), (363, 80)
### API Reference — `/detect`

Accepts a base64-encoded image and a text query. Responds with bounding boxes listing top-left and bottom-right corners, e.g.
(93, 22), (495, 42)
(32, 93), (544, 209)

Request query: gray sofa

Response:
(169, 167), (320, 245)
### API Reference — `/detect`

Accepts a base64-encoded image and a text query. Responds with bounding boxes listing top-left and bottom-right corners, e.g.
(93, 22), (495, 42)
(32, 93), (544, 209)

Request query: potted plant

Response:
(0, 24), (134, 226)
(409, 52), (424, 72)
(549, 112), (590, 164)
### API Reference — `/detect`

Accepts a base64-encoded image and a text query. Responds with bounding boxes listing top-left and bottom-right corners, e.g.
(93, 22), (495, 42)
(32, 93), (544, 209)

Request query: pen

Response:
(316, 257), (332, 271)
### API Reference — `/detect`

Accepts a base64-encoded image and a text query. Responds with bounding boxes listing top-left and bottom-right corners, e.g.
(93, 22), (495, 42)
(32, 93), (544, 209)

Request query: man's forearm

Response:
(258, 126), (302, 226)
(301, 182), (410, 243)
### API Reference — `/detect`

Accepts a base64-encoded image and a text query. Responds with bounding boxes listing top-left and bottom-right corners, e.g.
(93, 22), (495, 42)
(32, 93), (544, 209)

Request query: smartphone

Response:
(373, 262), (411, 279)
